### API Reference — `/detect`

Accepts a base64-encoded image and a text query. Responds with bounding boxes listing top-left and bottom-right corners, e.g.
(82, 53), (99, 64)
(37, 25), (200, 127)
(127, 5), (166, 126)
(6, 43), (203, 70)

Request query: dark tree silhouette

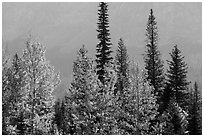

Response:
(143, 9), (165, 134)
(96, 2), (113, 84)
(53, 99), (65, 134)
(115, 38), (130, 95)
(188, 82), (202, 135)
(144, 9), (165, 101)
(166, 45), (189, 108)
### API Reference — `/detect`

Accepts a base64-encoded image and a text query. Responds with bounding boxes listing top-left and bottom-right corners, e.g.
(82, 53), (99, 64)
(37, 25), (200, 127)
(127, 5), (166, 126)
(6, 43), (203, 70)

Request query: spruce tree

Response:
(65, 45), (101, 134)
(22, 39), (60, 134)
(8, 53), (26, 134)
(166, 45), (189, 108)
(53, 99), (63, 134)
(65, 45), (118, 135)
(162, 98), (188, 135)
(114, 62), (161, 135)
(96, 2), (113, 84)
(115, 38), (130, 95)
(2, 53), (27, 135)
(144, 9), (165, 100)
(60, 100), (66, 134)
(63, 95), (75, 135)
(98, 64), (118, 134)
(188, 82), (202, 135)
(129, 62), (160, 134)
(2, 44), (11, 134)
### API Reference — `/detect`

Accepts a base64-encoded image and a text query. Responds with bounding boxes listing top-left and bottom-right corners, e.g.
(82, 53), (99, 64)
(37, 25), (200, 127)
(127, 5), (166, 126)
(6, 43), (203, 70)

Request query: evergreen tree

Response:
(166, 45), (189, 108)
(64, 45), (101, 134)
(115, 38), (130, 95)
(96, 2), (113, 84)
(115, 62), (160, 135)
(2, 52), (26, 135)
(53, 99), (65, 134)
(63, 95), (75, 135)
(162, 99), (188, 135)
(2, 45), (11, 135)
(97, 64), (118, 134)
(22, 39), (60, 134)
(8, 53), (27, 134)
(60, 100), (66, 134)
(144, 9), (165, 100)
(64, 45), (118, 135)
(129, 62), (160, 134)
(188, 82), (202, 135)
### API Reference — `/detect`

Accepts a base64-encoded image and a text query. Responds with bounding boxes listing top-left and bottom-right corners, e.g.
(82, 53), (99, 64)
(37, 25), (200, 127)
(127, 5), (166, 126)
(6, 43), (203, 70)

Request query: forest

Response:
(2, 2), (202, 135)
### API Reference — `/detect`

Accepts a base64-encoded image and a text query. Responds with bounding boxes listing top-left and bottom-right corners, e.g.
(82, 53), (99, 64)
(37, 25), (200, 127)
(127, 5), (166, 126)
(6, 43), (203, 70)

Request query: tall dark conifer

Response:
(166, 45), (189, 108)
(53, 99), (63, 133)
(115, 38), (130, 95)
(144, 9), (165, 100)
(188, 82), (202, 135)
(96, 2), (113, 84)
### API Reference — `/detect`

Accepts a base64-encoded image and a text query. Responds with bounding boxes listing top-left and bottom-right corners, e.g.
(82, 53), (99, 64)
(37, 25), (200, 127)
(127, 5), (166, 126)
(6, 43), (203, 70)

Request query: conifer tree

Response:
(166, 45), (189, 108)
(115, 38), (130, 95)
(22, 39), (60, 134)
(96, 2), (113, 84)
(64, 45), (101, 134)
(188, 82), (202, 135)
(65, 45), (118, 135)
(60, 100), (66, 134)
(162, 99), (188, 135)
(97, 64), (118, 134)
(129, 62), (160, 134)
(63, 95), (75, 135)
(114, 62), (160, 135)
(53, 99), (61, 130)
(144, 9), (165, 100)
(2, 50), (12, 135)
(2, 52), (26, 135)
(7, 53), (26, 134)
(53, 99), (64, 134)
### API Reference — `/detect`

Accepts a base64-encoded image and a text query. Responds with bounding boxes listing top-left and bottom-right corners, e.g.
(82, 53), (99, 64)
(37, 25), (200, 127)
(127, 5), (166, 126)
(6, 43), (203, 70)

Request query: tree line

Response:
(2, 2), (202, 135)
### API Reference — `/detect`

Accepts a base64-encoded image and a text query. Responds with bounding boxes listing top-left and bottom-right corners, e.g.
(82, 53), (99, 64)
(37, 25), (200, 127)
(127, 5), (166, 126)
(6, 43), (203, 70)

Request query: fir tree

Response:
(8, 53), (26, 134)
(129, 62), (160, 134)
(188, 82), (202, 135)
(22, 39), (60, 134)
(162, 99), (188, 135)
(65, 45), (118, 135)
(96, 2), (113, 84)
(65, 45), (101, 134)
(144, 9), (165, 100)
(60, 100), (66, 134)
(63, 95), (75, 135)
(53, 99), (64, 134)
(97, 64), (118, 134)
(166, 45), (189, 108)
(2, 52), (26, 135)
(2, 45), (11, 135)
(115, 62), (160, 135)
(115, 38), (130, 95)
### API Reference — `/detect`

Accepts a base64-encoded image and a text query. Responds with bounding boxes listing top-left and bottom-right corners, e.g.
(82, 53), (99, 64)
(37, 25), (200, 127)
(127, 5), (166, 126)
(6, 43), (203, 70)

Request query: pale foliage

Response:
(21, 40), (60, 134)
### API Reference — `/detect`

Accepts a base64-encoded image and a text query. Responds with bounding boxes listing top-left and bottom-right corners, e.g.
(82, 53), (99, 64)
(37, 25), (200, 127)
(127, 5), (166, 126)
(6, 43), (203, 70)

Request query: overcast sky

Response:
(3, 2), (201, 47)
(2, 3), (202, 97)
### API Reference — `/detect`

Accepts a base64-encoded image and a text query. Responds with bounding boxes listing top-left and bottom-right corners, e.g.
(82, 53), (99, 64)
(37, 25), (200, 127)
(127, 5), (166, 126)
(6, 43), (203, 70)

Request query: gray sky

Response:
(3, 2), (201, 48)
(2, 2), (202, 98)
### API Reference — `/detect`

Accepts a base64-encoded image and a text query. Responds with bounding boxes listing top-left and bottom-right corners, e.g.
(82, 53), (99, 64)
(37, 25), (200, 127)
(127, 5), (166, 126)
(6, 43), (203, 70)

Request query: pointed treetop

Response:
(78, 45), (88, 58)
(150, 8), (153, 14)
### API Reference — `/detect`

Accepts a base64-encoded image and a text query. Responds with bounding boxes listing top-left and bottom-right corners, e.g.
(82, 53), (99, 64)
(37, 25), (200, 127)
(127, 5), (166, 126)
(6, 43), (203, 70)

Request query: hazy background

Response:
(2, 2), (202, 99)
